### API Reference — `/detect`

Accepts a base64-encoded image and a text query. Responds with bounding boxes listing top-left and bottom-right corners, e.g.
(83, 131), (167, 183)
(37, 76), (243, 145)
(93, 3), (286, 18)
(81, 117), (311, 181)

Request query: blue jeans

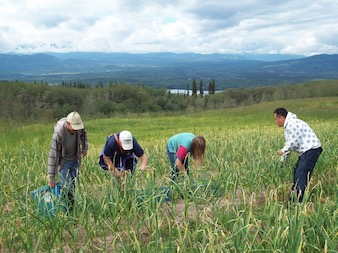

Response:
(167, 145), (189, 181)
(292, 147), (322, 202)
(59, 161), (79, 211)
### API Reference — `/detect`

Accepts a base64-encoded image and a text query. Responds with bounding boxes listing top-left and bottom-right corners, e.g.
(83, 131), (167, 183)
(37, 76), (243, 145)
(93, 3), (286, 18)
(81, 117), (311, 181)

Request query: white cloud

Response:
(0, 0), (338, 55)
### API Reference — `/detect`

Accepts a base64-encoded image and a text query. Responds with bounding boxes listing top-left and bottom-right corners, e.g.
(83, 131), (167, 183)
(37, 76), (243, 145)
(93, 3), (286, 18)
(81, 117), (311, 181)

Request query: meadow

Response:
(0, 97), (337, 252)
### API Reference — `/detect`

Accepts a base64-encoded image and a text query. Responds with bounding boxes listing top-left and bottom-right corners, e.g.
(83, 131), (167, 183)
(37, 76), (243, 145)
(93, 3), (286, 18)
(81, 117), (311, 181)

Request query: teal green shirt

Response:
(167, 133), (195, 153)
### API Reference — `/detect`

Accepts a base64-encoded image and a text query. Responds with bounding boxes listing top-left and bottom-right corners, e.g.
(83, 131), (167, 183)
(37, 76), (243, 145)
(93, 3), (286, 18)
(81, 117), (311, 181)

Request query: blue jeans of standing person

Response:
(167, 145), (189, 181)
(59, 161), (79, 212)
(291, 147), (323, 202)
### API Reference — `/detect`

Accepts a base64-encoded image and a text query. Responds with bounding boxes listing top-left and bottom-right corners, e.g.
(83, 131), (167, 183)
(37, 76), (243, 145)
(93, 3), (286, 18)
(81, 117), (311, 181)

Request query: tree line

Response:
(59, 78), (217, 96)
(1, 79), (337, 123)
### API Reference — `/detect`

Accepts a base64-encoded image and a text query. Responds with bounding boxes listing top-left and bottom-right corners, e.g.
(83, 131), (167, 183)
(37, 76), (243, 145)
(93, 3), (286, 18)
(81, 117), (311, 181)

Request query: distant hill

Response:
(0, 52), (337, 89)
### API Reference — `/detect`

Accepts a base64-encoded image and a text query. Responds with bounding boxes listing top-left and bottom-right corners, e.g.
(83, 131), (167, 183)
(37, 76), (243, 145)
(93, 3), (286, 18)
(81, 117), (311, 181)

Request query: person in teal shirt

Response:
(167, 133), (206, 181)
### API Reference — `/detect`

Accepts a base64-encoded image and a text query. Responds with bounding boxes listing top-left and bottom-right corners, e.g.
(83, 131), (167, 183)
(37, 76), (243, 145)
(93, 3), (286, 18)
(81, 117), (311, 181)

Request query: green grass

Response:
(0, 97), (337, 252)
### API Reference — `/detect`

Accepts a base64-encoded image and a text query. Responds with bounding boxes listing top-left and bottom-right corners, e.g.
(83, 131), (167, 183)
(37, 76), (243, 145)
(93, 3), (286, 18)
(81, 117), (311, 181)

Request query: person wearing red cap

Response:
(48, 111), (88, 213)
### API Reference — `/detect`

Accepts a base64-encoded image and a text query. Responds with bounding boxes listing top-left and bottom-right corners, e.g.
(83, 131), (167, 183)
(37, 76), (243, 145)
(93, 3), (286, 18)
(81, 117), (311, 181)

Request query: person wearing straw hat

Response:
(48, 111), (88, 213)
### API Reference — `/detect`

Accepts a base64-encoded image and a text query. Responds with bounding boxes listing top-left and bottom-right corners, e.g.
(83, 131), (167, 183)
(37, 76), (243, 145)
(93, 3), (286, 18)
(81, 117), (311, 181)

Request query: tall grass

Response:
(0, 97), (337, 252)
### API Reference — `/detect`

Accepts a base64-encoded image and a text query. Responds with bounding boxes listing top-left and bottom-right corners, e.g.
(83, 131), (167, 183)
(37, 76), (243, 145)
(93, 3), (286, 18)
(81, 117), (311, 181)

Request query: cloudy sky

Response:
(1, 0), (337, 56)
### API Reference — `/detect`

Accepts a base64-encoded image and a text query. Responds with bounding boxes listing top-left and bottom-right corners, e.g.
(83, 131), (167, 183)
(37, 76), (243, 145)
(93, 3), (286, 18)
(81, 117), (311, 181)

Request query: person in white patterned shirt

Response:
(274, 108), (322, 203)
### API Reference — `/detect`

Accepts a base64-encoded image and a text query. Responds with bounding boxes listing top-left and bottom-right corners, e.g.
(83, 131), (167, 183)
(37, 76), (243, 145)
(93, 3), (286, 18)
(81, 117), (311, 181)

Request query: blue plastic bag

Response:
(30, 182), (67, 217)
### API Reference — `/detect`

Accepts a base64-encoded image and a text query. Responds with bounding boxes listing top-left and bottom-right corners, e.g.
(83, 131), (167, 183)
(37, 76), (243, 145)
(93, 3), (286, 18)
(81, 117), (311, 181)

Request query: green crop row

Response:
(0, 97), (337, 252)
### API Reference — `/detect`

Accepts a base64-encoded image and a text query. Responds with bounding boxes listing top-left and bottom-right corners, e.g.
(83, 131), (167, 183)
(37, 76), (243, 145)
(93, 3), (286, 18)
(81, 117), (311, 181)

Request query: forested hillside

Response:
(1, 80), (337, 123)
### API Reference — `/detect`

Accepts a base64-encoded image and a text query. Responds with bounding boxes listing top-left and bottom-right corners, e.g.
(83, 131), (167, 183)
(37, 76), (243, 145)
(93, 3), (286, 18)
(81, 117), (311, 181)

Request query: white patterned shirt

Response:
(282, 112), (321, 155)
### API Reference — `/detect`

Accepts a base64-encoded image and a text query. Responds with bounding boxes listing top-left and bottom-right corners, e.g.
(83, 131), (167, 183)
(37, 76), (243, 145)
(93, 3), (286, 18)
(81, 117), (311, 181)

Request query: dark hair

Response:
(191, 136), (206, 160)
(274, 108), (288, 118)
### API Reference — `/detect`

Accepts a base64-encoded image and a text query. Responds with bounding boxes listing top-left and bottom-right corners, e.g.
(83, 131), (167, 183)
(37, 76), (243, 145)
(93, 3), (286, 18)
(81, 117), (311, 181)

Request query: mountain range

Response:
(1, 52), (337, 89)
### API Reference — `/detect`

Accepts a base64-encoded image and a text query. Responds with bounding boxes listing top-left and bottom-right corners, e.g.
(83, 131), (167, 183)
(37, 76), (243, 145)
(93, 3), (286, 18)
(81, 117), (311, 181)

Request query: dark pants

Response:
(167, 145), (189, 181)
(99, 153), (137, 174)
(291, 147), (322, 202)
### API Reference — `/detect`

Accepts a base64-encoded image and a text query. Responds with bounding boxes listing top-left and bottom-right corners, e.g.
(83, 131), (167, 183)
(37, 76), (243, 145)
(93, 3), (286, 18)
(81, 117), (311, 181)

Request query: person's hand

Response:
(140, 165), (147, 171)
(49, 181), (56, 188)
(277, 150), (283, 156)
(111, 167), (121, 179)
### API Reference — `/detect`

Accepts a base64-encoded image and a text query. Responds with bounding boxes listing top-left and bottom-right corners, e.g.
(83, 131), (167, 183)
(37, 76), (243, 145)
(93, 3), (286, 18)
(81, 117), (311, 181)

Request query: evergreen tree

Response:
(210, 79), (215, 94)
(99, 80), (103, 88)
(199, 80), (204, 97)
(192, 79), (197, 97)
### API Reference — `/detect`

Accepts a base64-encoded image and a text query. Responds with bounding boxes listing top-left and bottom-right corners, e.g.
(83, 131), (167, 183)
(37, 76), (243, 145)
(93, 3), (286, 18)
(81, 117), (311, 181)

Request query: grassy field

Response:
(0, 97), (337, 252)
